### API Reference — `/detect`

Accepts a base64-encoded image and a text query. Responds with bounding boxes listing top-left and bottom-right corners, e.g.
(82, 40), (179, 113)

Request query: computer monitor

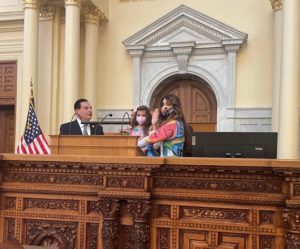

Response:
(192, 132), (277, 158)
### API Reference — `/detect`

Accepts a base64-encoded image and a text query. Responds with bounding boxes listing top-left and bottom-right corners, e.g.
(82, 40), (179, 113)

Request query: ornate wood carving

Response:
(260, 236), (274, 249)
(6, 218), (15, 240)
(24, 198), (79, 211)
(5, 197), (16, 210)
(118, 225), (134, 249)
(1, 155), (300, 249)
(294, 184), (300, 196)
(106, 176), (144, 189)
(157, 205), (171, 218)
(153, 177), (281, 193)
(283, 208), (300, 249)
(98, 198), (121, 249)
(127, 200), (151, 249)
(86, 223), (99, 249)
(3, 172), (103, 185)
(25, 220), (77, 249)
(181, 206), (248, 222)
(260, 211), (273, 225)
(157, 228), (169, 249)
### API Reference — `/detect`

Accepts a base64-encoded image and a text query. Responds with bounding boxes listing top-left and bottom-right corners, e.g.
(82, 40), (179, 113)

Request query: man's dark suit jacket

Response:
(59, 120), (104, 135)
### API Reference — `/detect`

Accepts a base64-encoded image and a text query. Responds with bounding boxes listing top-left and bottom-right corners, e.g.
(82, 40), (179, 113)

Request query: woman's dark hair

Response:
(159, 94), (192, 156)
(159, 95), (185, 123)
(130, 105), (152, 135)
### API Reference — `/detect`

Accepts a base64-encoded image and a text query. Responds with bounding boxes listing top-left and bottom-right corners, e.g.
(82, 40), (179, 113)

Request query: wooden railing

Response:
(0, 154), (299, 249)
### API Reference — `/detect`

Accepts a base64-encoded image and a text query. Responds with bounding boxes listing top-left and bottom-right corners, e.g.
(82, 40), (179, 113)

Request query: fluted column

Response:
(37, 4), (55, 137)
(83, 7), (102, 117)
(22, 0), (39, 117)
(270, 0), (283, 131)
(277, 0), (300, 159)
(63, 0), (81, 122)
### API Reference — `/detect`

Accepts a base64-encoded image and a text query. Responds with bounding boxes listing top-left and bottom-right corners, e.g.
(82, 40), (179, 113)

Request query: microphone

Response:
(120, 112), (131, 135)
(100, 113), (113, 123)
(81, 113), (113, 125)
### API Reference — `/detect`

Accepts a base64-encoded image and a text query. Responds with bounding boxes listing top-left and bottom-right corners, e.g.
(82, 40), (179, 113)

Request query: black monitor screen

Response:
(192, 132), (277, 158)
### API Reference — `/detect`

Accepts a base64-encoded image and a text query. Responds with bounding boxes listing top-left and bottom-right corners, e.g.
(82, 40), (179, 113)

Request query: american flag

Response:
(16, 96), (50, 154)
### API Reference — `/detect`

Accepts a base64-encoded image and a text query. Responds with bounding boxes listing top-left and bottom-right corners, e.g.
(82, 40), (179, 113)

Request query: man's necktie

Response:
(83, 125), (88, 135)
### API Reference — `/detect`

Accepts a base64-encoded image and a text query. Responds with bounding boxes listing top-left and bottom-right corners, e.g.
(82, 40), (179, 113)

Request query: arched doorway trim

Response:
(123, 5), (247, 131)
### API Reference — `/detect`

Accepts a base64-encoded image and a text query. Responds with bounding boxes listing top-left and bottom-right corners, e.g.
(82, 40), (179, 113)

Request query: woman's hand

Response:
(151, 108), (160, 129)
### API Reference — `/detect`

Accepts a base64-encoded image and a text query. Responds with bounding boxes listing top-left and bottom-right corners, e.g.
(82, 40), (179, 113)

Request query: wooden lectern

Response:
(49, 135), (144, 156)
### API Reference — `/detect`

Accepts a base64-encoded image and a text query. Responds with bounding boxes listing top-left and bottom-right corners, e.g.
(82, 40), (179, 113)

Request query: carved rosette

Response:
(83, 6), (104, 25)
(128, 200), (151, 249)
(23, 0), (39, 9)
(283, 208), (300, 249)
(270, 0), (282, 11)
(98, 198), (121, 249)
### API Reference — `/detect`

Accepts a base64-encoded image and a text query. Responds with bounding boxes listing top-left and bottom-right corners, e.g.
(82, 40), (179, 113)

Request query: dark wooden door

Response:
(150, 78), (217, 132)
(0, 62), (16, 153)
(0, 106), (15, 152)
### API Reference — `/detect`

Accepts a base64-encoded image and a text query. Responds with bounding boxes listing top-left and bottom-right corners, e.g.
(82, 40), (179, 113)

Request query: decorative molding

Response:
(86, 223), (99, 249)
(155, 220), (277, 234)
(5, 197), (16, 210)
(24, 198), (80, 211)
(270, 0), (282, 11)
(153, 177), (282, 193)
(64, 0), (81, 7)
(260, 236), (274, 249)
(6, 218), (15, 240)
(181, 206), (249, 222)
(39, 4), (55, 21)
(23, 0), (39, 9)
(106, 176), (145, 189)
(83, 6), (104, 24)
(260, 211), (274, 225)
(3, 173), (103, 185)
(123, 5), (247, 129)
(157, 228), (169, 249)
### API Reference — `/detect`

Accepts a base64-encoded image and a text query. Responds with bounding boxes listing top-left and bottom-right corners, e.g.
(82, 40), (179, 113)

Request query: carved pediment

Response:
(123, 4), (247, 50)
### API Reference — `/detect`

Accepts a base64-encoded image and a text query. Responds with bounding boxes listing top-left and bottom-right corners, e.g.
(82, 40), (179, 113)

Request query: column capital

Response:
(64, 0), (81, 7)
(23, 0), (39, 9)
(83, 6), (104, 25)
(39, 4), (55, 21)
(270, 0), (282, 11)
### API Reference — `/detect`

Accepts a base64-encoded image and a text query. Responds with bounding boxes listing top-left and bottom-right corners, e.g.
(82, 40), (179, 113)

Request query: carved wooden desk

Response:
(0, 154), (299, 249)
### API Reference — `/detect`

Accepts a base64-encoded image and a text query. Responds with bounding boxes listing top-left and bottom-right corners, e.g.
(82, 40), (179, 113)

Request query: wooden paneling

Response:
(0, 106), (15, 153)
(0, 62), (16, 105)
(0, 154), (299, 249)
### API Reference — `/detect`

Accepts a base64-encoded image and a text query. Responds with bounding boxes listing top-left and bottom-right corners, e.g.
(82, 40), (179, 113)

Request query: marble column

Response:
(270, 0), (283, 132)
(83, 7), (102, 117)
(38, 4), (55, 136)
(277, 0), (300, 159)
(63, 0), (81, 122)
(22, 0), (39, 119)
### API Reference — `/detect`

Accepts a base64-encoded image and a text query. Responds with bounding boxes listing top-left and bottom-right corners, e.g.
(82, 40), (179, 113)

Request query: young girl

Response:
(138, 95), (185, 157)
(130, 105), (152, 139)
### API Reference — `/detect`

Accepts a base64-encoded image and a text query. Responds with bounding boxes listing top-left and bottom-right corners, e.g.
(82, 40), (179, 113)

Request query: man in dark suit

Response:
(60, 98), (104, 135)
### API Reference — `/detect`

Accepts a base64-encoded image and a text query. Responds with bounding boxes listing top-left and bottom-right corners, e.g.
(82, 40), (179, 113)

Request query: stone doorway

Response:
(150, 75), (217, 132)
